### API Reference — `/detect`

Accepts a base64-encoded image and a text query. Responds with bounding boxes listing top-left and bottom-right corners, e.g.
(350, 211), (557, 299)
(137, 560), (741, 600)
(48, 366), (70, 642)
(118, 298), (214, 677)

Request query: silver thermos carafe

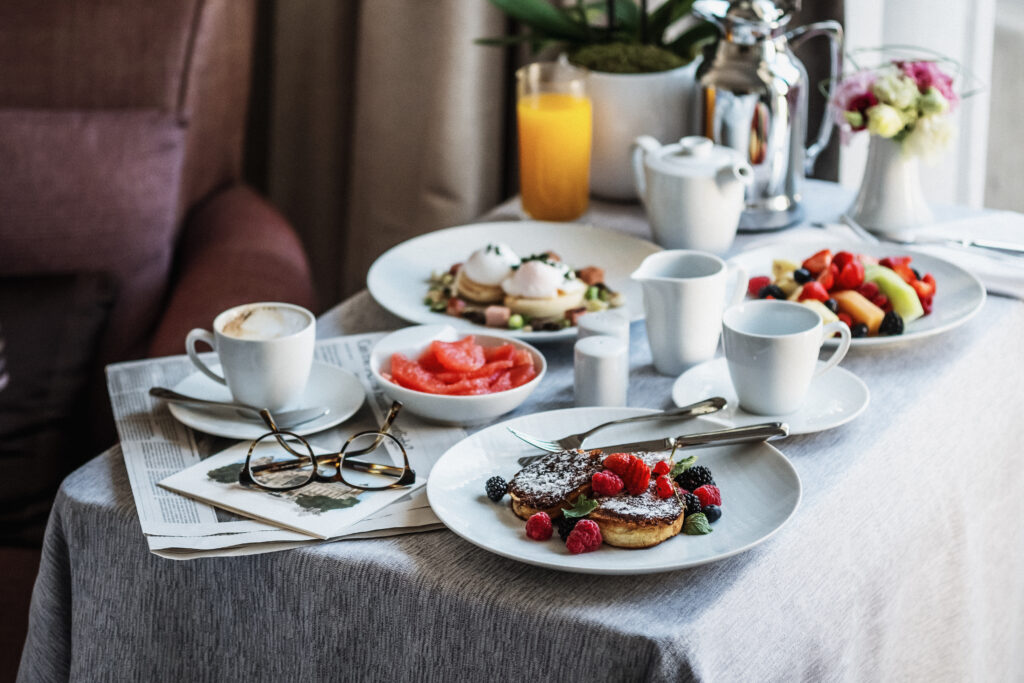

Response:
(694, 0), (842, 230)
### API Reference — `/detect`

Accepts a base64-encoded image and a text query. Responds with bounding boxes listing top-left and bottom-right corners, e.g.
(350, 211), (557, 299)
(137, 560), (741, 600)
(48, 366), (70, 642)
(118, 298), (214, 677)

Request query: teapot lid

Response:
(644, 136), (747, 178)
(693, 0), (792, 41)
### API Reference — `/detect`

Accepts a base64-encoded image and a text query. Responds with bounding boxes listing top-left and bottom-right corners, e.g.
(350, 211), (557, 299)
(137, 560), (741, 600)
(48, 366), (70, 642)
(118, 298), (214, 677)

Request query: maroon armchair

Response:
(0, 1), (316, 676)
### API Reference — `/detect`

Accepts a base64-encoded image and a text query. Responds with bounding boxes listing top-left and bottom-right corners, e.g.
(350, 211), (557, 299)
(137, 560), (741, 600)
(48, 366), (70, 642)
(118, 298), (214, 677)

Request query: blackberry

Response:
(682, 493), (703, 516)
(878, 311), (904, 336)
(675, 465), (715, 492)
(793, 267), (813, 284)
(758, 284), (786, 299)
(485, 476), (508, 502)
(556, 516), (580, 542)
(851, 323), (869, 338)
(702, 505), (722, 523)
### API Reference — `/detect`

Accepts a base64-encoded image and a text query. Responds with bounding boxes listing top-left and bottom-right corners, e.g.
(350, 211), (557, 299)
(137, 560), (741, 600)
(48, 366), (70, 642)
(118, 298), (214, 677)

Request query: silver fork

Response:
(507, 397), (727, 454)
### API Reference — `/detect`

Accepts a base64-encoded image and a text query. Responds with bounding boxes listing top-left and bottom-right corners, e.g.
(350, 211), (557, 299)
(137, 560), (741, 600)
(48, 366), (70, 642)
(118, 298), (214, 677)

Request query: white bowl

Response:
(369, 325), (547, 426)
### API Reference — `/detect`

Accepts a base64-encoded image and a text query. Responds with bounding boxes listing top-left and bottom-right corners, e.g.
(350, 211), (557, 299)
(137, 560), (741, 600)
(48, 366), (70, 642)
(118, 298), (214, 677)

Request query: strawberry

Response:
(652, 460), (671, 477)
(879, 256), (912, 269)
(602, 453), (634, 477)
(747, 275), (772, 297)
(655, 475), (675, 499)
(816, 263), (836, 290)
(912, 273), (936, 300)
(836, 260), (865, 290)
(802, 249), (833, 275)
(799, 281), (829, 302)
(891, 264), (916, 285)
(837, 312), (853, 327)
(833, 251), (857, 271)
(622, 457), (651, 496)
(693, 484), (722, 508)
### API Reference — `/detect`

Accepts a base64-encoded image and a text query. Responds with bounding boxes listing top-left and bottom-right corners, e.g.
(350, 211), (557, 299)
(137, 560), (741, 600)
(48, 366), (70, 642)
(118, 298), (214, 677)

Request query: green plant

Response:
(478, 0), (717, 71)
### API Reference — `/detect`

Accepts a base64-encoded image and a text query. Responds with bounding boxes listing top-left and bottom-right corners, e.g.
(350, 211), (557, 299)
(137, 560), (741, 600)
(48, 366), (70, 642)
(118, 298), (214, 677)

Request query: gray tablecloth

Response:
(19, 185), (1024, 682)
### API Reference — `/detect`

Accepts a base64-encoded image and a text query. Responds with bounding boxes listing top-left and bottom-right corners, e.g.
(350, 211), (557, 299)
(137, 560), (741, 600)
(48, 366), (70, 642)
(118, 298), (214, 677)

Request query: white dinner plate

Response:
(728, 240), (986, 347)
(167, 362), (365, 440)
(366, 221), (662, 342)
(672, 358), (869, 436)
(427, 407), (802, 575)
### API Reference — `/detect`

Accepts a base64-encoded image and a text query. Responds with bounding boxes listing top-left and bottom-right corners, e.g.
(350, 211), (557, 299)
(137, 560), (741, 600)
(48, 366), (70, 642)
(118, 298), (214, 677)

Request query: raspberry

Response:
(622, 457), (652, 495)
(565, 519), (602, 554)
(652, 460), (671, 477)
(747, 275), (771, 297)
(591, 470), (624, 496)
(655, 474), (675, 499)
(871, 293), (889, 310)
(694, 484), (721, 508)
(602, 453), (633, 476)
(857, 281), (880, 300)
(525, 512), (552, 541)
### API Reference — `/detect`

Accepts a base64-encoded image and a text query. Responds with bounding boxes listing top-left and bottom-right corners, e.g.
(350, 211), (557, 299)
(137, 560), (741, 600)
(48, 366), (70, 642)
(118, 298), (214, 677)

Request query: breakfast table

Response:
(18, 181), (1024, 682)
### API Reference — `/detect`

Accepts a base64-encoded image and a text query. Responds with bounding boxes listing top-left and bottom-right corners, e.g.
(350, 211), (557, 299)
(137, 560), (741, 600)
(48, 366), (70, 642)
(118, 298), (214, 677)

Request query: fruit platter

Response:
(426, 407), (801, 575)
(728, 241), (986, 347)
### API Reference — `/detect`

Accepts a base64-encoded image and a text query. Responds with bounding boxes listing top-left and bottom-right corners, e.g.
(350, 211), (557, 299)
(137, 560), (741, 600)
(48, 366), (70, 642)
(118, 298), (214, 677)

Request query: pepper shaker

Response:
(574, 335), (629, 407)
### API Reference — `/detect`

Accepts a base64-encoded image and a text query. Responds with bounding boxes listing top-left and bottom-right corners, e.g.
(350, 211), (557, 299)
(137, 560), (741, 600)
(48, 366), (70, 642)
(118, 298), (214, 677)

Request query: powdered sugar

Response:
(509, 450), (602, 509)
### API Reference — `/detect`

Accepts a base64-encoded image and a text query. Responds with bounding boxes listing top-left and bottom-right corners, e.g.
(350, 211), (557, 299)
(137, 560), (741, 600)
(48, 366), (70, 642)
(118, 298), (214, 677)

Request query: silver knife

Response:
(149, 387), (329, 428)
(592, 422), (789, 454)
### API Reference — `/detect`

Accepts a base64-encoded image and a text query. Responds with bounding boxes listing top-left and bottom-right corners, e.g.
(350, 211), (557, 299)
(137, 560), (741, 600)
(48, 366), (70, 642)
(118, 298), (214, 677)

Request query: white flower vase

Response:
(846, 136), (933, 237)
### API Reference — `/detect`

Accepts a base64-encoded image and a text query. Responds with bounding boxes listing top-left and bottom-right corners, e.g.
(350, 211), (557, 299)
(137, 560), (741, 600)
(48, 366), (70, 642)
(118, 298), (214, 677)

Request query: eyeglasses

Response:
(239, 401), (416, 492)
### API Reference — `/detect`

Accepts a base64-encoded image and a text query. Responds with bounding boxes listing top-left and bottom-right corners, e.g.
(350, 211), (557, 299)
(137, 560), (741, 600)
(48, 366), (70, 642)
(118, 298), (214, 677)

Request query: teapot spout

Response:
(716, 160), (754, 189)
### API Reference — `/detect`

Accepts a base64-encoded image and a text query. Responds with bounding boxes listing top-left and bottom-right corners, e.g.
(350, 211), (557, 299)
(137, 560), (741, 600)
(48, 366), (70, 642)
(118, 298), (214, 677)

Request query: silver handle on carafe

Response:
(784, 20), (844, 175)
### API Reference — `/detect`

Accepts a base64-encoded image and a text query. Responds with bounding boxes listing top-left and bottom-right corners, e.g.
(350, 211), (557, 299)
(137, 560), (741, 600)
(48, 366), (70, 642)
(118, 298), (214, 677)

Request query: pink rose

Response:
(830, 70), (878, 142)
(898, 60), (958, 110)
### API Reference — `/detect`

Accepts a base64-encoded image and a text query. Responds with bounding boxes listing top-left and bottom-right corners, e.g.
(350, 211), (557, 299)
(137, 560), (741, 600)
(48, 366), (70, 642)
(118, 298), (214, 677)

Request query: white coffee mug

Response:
(631, 250), (746, 376)
(185, 302), (315, 411)
(722, 300), (852, 415)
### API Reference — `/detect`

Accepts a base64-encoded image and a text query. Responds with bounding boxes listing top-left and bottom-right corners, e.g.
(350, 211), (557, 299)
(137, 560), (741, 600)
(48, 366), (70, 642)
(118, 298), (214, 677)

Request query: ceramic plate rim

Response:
(427, 407), (802, 575)
(670, 357), (870, 436)
(166, 361), (365, 439)
(728, 240), (986, 347)
(366, 220), (662, 341)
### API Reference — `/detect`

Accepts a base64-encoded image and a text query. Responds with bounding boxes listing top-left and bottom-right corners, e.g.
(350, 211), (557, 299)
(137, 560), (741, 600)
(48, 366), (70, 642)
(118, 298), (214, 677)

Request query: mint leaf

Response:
(669, 455), (698, 479)
(683, 512), (713, 535)
(562, 493), (598, 519)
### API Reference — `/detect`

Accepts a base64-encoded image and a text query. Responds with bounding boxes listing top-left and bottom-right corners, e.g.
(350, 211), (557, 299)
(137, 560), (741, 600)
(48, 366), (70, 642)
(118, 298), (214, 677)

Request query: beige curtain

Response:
(268, 0), (509, 304)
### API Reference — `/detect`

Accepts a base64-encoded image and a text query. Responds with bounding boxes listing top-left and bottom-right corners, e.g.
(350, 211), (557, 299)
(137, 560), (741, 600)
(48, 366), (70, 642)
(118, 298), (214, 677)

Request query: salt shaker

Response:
(577, 310), (630, 346)
(574, 335), (629, 407)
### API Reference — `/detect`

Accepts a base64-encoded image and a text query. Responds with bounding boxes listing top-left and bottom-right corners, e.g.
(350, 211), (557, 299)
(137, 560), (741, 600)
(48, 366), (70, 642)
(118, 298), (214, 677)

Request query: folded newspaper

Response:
(106, 332), (468, 559)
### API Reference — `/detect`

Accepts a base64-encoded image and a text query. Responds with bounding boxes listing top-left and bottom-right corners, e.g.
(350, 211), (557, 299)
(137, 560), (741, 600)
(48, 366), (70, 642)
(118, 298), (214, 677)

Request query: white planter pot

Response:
(588, 61), (699, 201)
(846, 136), (934, 236)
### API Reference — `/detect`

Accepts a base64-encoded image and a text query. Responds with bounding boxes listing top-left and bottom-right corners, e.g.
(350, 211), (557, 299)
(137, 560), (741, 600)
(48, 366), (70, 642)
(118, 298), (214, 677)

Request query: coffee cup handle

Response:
(185, 328), (227, 385)
(815, 321), (851, 377)
(727, 264), (748, 307)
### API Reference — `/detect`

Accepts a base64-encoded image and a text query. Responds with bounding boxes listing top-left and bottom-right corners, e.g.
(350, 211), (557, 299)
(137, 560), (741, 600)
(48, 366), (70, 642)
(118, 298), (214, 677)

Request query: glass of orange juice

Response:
(516, 61), (592, 222)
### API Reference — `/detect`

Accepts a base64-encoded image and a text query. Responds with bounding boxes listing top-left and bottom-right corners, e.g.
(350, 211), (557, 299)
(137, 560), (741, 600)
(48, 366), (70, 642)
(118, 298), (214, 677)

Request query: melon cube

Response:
(832, 290), (885, 335)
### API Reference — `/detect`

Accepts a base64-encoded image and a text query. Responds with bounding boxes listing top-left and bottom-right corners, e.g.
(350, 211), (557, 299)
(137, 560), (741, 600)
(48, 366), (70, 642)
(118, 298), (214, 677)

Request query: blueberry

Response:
(824, 298), (839, 314)
(793, 268), (813, 284)
(758, 284), (786, 299)
(702, 505), (722, 523)
(851, 323), (869, 338)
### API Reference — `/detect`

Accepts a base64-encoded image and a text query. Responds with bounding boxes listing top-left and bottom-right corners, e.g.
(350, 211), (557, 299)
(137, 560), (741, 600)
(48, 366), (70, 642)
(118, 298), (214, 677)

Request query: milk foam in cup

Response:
(186, 302), (315, 411)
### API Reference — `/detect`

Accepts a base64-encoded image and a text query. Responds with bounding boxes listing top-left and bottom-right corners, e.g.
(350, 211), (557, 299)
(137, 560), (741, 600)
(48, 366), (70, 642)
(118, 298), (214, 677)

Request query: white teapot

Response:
(632, 135), (753, 254)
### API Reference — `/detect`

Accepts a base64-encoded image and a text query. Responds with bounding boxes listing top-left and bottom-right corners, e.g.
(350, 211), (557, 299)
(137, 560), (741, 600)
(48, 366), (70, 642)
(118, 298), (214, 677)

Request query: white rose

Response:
(866, 104), (906, 138)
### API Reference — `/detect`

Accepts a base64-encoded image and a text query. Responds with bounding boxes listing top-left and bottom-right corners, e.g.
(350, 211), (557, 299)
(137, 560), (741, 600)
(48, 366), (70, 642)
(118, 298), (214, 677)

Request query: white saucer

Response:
(166, 361), (365, 440)
(671, 358), (869, 436)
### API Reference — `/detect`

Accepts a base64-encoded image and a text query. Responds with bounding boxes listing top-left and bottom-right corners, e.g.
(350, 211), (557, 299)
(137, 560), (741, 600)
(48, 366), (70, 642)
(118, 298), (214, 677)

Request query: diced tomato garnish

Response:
(802, 249), (833, 275)
(836, 260), (865, 290)
(431, 336), (485, 372)
(799, 280), (830, 302)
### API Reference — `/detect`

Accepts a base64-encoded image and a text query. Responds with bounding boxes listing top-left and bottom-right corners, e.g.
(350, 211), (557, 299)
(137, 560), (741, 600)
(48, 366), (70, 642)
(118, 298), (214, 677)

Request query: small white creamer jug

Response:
(632, 135), (752, 255)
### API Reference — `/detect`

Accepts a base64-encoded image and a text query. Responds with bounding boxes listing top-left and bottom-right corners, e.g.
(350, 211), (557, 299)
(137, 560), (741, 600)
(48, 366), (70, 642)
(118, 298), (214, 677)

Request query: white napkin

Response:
(744, 212), (1024, 299)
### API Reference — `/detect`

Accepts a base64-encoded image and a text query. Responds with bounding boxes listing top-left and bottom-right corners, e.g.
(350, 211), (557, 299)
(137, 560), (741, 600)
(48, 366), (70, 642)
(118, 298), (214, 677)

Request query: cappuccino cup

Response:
(186, 302), (315, 410)
(722, 300), (851, 415)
